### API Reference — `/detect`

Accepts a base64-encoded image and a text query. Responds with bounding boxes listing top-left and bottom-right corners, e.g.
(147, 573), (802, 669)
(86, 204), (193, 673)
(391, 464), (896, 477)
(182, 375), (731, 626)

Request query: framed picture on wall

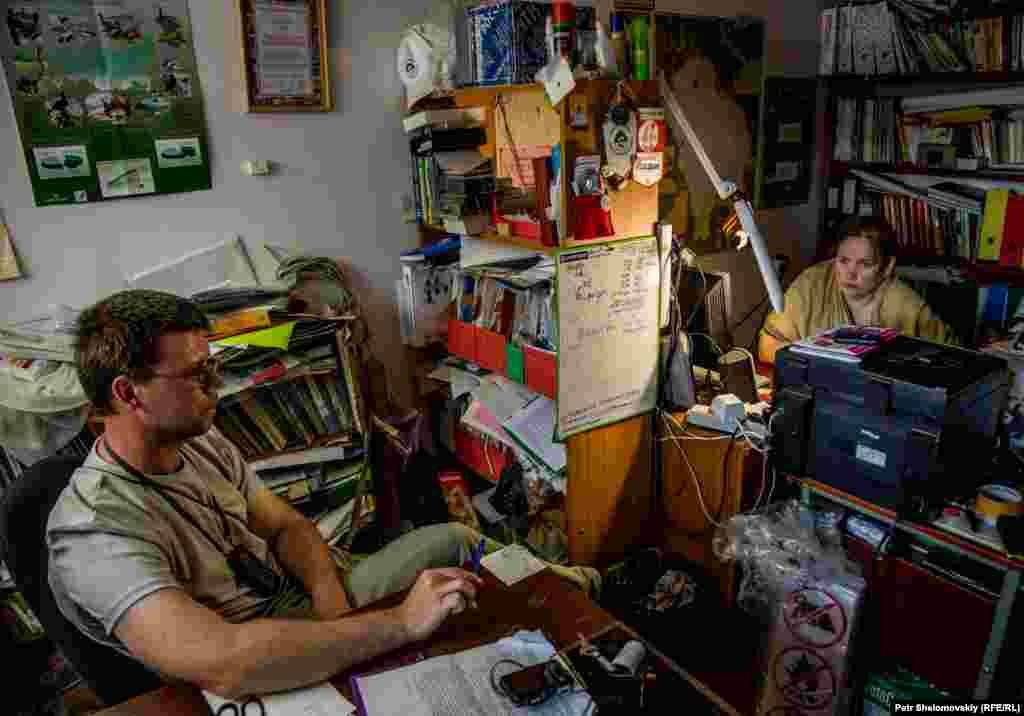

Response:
(237, 0), (332, 112)
(754, 77), (817, 209)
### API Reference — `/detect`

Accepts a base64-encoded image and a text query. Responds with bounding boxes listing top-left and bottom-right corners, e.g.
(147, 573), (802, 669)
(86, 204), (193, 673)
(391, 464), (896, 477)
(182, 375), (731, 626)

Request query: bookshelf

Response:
(818, 1), (1024, 295)
(212, 323), (371, 536)
(405, 79), (662, 566)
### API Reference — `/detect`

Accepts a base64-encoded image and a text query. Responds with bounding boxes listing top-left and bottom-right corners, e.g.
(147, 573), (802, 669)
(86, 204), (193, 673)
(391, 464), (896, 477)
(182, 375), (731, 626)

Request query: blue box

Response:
(466, 1), (593, 86)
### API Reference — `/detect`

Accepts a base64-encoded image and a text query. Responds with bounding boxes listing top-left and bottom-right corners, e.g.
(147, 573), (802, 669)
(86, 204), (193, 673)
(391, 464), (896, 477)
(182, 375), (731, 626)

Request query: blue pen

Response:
(472, 538), (485, 575)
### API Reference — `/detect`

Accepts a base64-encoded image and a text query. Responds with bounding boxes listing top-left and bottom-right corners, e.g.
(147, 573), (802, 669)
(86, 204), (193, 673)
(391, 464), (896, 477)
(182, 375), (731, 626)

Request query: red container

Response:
(455, 427), (510, 483)
(447, 320), (478, 363)
(523, 344), (557, 400)
(476, 329), (508, 374)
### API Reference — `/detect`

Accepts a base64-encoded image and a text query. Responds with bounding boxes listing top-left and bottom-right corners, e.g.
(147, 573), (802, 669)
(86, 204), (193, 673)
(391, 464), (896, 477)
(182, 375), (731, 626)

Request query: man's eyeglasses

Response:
(149, 357), (223, 390)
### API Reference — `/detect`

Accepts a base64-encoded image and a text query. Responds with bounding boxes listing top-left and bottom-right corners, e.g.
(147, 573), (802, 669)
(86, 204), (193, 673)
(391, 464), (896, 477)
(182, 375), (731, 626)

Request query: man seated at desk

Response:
(758, 216), (955, 364)
(46, 290), (598, 700)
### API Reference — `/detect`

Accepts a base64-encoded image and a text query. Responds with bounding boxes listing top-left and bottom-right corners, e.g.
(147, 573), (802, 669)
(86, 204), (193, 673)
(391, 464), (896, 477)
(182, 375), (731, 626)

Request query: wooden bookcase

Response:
(818, 3), (1024, 289)
(408, 80), (661, 566)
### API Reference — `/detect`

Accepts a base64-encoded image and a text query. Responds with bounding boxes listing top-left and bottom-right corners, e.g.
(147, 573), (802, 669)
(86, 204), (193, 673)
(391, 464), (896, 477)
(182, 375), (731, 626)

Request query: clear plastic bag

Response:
(714, 500), (866, 716)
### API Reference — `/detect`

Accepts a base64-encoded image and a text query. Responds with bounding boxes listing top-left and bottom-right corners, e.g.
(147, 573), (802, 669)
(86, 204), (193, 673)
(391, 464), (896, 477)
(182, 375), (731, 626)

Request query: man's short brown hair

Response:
(75, 290), (210, 415)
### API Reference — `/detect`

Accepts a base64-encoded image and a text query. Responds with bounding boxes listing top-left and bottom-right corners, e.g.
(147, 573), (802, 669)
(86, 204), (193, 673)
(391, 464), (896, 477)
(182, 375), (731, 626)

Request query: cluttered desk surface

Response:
(92, 569), (741, 716)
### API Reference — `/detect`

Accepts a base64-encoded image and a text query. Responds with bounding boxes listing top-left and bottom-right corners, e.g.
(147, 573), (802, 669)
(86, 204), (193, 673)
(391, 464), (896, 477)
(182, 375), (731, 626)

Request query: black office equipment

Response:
(0, 456), (163, 705)
(773, 336), (1009, 518)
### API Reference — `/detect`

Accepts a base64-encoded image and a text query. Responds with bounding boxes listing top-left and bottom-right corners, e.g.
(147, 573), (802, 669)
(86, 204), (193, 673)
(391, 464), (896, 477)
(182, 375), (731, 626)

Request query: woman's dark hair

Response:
(835, 215), (899, 264)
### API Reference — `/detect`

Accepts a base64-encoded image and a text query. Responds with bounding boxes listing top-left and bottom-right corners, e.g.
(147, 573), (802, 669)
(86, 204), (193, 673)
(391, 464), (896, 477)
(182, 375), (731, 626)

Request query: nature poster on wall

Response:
(1, 1), (211, 207)
(656, 14), (765, 255)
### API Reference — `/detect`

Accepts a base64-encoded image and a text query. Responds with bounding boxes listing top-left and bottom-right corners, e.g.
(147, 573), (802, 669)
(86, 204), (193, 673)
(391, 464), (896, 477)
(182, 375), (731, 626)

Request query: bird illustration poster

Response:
(1, 1), (211, 207)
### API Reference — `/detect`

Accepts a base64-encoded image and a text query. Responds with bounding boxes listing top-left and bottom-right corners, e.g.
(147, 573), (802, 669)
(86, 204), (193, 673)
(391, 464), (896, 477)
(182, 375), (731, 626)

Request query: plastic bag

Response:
(715, 500), (866, 716)
(713, 500), (857, 624)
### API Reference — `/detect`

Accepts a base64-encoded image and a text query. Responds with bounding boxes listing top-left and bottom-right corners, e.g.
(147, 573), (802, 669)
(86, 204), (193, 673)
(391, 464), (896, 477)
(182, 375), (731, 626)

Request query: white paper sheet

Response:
(502, 396), (566, 473)
(204, 682), (355, 716)
(352, 631), (588, 716)
(477, 376), (533, 423)
(556, 238), (660, 439)
(480, 544), (547, 586)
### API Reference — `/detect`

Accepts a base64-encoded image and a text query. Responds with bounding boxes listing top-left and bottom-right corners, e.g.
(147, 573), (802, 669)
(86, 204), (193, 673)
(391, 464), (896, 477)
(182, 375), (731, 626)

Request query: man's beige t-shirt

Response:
(46, 429), (288, 657)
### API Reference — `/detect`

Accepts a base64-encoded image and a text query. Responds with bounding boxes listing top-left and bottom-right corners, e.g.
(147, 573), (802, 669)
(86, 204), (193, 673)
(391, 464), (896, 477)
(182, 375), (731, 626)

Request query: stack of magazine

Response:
(790, 326), (899, 363)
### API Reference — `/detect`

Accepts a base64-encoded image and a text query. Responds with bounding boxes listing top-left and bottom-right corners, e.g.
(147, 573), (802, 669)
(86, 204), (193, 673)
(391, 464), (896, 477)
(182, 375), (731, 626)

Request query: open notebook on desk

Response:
(350, 630), (589, 716)
(204, 682), (355, 716)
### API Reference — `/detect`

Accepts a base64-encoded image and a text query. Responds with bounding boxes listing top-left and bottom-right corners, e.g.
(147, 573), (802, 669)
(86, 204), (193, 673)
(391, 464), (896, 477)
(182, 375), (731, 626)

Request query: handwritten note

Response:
(556, 238), (660, 438)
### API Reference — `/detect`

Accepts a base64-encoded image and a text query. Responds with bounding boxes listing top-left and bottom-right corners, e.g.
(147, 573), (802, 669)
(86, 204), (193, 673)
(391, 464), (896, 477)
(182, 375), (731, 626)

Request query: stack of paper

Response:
(502, 396), (566, 474)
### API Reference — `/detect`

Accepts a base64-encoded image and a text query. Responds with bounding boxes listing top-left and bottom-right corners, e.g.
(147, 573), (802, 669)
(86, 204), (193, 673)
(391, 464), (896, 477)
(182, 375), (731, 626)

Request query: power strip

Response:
(684, 406), (769, 440)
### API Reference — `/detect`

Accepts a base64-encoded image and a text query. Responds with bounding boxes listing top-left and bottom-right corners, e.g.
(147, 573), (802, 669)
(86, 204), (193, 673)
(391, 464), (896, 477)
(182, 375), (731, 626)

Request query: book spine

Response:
(838, 4), (855, 74)
(820, 8), (838, 76)
(304, 374), (338, 435)
(313, 374), (341, 435)
(271, 388), (313, 446)
(323, 374), (353, 433)
(239, 395), (287, 452)
(410, 141), (423, 224)
(281, 379), (322, 441)
(228, 399), (274, 454)
(334, 334), (366, 436)
(294, 377), (328, 436)
(214, 408), (260, 458)
(257, 388), (301, 449)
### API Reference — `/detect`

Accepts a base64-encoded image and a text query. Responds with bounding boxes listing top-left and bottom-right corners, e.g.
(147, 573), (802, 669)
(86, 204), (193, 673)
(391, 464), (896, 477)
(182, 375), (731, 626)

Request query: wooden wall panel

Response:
(566, 415), (655, 566)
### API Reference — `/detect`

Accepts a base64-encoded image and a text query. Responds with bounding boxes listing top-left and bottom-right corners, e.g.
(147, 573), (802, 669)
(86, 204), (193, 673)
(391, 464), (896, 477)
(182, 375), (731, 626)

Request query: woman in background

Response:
(758, 216), (954, 364)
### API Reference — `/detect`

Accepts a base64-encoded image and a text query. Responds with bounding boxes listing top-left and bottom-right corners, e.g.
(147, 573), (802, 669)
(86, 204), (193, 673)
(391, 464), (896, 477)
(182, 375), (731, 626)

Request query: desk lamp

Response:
(658, 72), (784, 313)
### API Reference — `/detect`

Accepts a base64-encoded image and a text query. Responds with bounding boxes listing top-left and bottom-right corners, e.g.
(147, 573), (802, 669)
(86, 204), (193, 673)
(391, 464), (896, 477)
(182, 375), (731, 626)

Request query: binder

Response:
(998, 193), (1024, 268)
(979, 189), (1011, 261)
(837, 3), (856, 74)
(820, 8), (838, 75)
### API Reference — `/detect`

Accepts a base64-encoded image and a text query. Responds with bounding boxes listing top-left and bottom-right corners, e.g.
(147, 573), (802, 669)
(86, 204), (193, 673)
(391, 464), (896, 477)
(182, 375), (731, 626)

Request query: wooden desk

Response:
(92, 569), (738, 716)
(659, 418), (765, 603)
(799, 478), (1024, 700)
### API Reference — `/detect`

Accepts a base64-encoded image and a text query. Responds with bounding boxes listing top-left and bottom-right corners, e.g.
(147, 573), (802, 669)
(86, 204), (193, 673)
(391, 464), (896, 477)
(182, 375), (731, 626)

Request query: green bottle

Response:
(631, 16), (649, 80)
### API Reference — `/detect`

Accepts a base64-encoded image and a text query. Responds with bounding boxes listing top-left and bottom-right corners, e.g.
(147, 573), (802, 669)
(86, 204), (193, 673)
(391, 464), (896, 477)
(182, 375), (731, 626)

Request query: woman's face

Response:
(835, 236), (891, 301)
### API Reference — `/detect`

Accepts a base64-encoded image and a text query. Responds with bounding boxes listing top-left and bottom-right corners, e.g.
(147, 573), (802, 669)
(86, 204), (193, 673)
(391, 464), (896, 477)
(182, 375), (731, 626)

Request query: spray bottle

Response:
(631, 15), (649, 80)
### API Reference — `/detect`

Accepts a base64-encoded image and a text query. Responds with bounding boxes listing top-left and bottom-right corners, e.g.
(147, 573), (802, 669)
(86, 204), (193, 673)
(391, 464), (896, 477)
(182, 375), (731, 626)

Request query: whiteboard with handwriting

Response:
(556, 237), (660, 439)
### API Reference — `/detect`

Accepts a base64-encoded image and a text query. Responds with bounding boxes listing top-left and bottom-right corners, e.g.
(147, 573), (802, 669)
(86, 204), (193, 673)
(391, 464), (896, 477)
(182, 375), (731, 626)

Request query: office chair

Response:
(0, 455), (163, 706)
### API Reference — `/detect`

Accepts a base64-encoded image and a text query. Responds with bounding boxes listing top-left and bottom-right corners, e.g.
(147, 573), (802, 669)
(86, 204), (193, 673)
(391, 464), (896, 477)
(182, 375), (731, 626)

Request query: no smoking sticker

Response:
(783, 588), (847, 648)
(773, 648), (837, 710)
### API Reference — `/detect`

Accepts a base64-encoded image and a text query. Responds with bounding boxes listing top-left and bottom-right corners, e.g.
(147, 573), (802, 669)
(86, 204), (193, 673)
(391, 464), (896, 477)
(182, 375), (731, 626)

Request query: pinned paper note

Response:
(214, 321), (295, 349)
(536, 56), (575, 108)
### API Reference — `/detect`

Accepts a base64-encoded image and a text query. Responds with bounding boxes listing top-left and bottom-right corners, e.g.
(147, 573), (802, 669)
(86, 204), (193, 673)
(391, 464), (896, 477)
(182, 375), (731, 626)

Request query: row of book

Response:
(398, 236), (557, 353)
(259, 453), (364, 510)
(408, 119), (490, 230)
(820, 1), (1024, 76)
(864, 189), (976, 259)
(834, 97), (900, 163)
(971, 115), (1024, 165)
(834, 171), (1024, 270)
(214, 369), (358, 460)
(453, 264), (557, 352)
(833, 95), (1024, 167)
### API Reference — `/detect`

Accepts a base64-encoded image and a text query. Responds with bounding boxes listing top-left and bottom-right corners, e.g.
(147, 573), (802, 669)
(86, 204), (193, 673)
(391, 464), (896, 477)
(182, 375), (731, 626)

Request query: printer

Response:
(772, 336), (1009, 518)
